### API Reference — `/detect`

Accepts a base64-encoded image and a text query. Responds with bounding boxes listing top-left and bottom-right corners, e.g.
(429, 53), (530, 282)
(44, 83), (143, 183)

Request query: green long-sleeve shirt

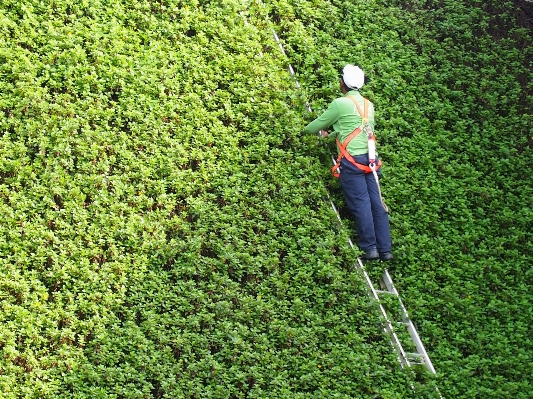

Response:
(304, 90), (375, 156)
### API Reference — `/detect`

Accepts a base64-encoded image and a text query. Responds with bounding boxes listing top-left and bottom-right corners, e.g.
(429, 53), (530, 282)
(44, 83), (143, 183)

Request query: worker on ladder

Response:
(304, 65), (393, 261)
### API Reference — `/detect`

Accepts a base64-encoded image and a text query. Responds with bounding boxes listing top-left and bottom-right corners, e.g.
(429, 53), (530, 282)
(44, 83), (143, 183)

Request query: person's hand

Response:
(319, 130), (329, 138)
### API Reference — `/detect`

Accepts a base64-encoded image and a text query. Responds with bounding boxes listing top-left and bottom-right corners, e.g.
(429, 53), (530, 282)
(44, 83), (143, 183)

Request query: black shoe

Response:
(361, 247), (379, 260)
(379, 252), (393, 262)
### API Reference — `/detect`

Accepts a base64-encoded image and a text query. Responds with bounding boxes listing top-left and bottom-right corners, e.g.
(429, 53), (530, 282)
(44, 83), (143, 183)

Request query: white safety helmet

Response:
(342, 64), (365, 90)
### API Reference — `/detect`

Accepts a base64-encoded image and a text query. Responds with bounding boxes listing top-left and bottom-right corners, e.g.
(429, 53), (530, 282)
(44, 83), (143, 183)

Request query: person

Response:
(304, 65), (393, 261)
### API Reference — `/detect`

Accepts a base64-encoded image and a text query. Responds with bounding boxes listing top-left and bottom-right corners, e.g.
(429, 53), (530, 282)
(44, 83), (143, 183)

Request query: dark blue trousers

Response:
(339, 155), (392, 252)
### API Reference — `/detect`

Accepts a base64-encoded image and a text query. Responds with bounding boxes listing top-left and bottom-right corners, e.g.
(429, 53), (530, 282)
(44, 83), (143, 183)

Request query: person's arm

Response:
(304, 100), (340, 136)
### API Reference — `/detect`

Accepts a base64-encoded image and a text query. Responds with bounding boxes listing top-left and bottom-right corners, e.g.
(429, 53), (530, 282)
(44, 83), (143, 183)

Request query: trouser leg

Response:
(339, 159), (376, 250)
(365, 172), (392, 253)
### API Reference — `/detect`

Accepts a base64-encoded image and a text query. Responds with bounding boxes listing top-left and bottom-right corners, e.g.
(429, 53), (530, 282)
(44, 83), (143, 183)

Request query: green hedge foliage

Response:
(1, 0), (532, 398)
(265, 0), (532, 397)
(0, 0), (418, 398)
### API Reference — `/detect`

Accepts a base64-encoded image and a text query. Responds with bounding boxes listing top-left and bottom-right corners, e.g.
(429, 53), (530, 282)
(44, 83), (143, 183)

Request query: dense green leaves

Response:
(1, 0), (532, 397)
(0, 0), (417, 398)
(266, 0), (532, 397)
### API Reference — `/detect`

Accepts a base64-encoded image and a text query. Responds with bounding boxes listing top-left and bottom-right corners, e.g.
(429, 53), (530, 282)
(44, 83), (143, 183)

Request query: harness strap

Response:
(351, 96), (367, 124)
(331, 96), (381, 177)
(331, 137), (382, 177)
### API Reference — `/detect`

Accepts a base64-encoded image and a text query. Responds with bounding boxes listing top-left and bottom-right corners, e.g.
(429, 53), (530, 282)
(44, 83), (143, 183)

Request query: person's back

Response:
(304, 64), (393, 262)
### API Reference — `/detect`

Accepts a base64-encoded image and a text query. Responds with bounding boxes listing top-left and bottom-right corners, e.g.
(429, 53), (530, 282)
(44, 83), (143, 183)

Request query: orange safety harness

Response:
(331, 96), (382, 178)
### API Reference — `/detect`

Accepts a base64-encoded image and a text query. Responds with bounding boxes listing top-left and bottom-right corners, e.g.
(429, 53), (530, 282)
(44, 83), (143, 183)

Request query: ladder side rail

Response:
(382, 270), (438, 375)
(330, 179), (409, 368)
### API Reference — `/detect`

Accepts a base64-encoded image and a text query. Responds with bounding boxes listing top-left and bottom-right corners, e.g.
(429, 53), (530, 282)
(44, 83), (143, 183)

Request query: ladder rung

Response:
(375, 289), (396, 295)
(406, 352), (427, 362)
(408, 359), (425, 366)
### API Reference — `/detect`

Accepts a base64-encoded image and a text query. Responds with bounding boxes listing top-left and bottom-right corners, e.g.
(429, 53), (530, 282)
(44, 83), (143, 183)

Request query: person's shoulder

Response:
(324, 97), (346, 111)
(332, 96), (352, 106)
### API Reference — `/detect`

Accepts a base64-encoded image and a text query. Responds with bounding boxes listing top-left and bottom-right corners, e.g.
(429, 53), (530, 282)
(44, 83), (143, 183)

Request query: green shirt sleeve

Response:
(304, 100), (341, 137)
